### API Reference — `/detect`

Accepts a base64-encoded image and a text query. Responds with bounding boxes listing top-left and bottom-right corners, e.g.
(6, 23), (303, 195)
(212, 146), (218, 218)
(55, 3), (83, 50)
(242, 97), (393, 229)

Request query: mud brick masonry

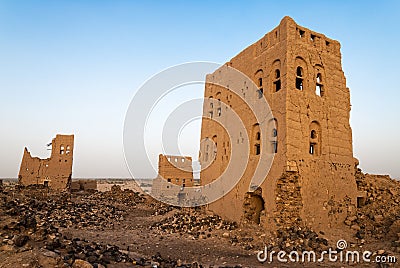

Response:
(199, 16), (362, 233)
(152, 154), (194, 203)
(18, 134), (74, 190)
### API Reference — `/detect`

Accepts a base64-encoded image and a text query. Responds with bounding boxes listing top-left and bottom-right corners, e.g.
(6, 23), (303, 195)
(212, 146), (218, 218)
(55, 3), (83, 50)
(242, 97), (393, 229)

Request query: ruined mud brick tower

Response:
(199, 16), (360, 232)
(18, 134), (74, 190)
(151, 154), (194, 203)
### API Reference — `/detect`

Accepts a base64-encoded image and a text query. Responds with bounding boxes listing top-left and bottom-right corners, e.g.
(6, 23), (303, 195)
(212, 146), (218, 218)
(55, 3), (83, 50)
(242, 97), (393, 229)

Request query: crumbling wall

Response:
(71, 180), (97, 192)
(199, 16), (360, 234)
(151, 154), (194, 202)
(18, 134), (74, 190)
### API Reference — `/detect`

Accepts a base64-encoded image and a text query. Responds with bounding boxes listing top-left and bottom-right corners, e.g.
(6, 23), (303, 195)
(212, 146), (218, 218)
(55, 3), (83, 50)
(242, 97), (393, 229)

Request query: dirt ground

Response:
(0, 176), (399, 267)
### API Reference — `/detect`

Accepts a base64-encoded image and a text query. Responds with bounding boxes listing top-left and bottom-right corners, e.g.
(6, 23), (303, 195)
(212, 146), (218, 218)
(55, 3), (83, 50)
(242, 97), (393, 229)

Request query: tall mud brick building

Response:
(18, 134), (74, 190)
(199, 17), (361, 233)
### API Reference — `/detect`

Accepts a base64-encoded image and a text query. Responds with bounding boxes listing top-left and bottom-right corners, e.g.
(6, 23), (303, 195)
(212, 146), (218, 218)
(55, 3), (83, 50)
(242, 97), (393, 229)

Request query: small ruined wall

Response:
(18, 134), (74, 190)
(151, 154), (194, 202)
(71, 180), (97, 192)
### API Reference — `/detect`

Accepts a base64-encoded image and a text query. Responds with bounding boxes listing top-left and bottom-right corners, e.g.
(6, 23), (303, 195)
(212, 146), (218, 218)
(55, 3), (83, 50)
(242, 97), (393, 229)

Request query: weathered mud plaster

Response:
(18, 134), (74, 190)
(199, 17), (361, 233)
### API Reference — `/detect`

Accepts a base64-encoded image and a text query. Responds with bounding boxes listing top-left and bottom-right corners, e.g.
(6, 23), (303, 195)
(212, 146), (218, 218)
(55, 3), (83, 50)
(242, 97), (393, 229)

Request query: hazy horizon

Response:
(1, 1), (399, 179)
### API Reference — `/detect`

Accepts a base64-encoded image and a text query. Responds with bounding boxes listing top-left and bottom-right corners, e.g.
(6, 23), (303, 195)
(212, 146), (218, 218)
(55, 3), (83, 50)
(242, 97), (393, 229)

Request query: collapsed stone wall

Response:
(18, 134), (74, 190)
(274, 172), (303, 228)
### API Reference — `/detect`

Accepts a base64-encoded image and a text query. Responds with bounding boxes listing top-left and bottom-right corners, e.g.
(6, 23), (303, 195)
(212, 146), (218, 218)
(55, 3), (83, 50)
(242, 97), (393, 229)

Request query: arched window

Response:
(316, 73), (324, 96)
(309, 121), (321, 156)
(209, 96), (213, 109)
(296, 66), (304, 90)
(310, 130), (317, 139)
(60, 145), (65, 155)
(66, 146), (71, 155)
(268, 119), (278, 154)
(212, 135), (217, 155)
(273, 69), (281, 92)
(255, 69), (264, 99)
(275, 69), (280, 79)
(252, 124), (261, 155)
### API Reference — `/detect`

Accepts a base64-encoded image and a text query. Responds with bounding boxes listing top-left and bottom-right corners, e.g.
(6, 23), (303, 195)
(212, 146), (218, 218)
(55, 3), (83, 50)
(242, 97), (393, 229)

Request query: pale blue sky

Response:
(0, 1), (399, 179)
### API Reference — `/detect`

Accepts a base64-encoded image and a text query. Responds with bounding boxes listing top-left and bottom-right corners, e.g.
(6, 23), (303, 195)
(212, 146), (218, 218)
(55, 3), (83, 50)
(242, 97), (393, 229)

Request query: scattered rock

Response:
(72, 259), (93, 268)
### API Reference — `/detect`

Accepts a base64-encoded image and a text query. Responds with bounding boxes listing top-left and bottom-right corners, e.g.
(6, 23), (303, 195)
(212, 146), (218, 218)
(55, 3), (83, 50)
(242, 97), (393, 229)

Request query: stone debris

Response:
(351, 169), (400, 254)
(151, 211), (237, 239)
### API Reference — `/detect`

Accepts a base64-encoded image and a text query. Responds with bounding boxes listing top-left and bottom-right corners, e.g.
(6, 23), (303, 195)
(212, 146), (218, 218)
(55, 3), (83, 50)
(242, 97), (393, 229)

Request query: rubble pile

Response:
(0, 202), (132, 266)
(351, 170), (400, 250)
(2, 193), (124, 229)
(151, 211), (237, 239)
(97, 184), (146, 207)
(0, 188), (205, 267)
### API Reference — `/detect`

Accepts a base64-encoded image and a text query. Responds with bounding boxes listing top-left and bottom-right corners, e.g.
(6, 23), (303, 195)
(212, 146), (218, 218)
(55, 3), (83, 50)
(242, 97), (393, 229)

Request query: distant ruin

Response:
(70, 179), (97, 192)
(18, 134), (74, 190)
(151, 154), (194, 204)
(199, 16), (363, 233)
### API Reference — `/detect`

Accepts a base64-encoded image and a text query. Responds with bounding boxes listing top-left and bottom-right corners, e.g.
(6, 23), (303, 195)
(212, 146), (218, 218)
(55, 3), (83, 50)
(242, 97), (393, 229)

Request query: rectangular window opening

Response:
(255, 144), (261, 155)
(296, 78), (303, 90)
(274, 80), (281, 92)
(310, 143), (315, 155)
(272, 141), (278, 154)
(258, 89), (263, 99)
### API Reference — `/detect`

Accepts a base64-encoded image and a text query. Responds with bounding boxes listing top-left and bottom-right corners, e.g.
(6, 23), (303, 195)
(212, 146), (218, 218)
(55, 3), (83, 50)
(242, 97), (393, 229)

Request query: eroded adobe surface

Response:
(199, 16), (361, 235)
(151, 154), (194, 203)
(18, 134), (74, 190)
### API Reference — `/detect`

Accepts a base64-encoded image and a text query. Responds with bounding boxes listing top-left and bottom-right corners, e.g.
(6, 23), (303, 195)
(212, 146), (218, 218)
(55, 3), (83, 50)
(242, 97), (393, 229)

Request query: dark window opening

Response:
(183, 184), (186, 188)
(210, 102), (213, 108)
(209, 111), (213, 118)
(44, 181), (49, 187)
(274, 80), (281, 92)
(311, 34), (316, 42)
(296, 67), (303, 77)
(275, 69), (280, 79)
(326, 41), (330, 47)
(272, 128), (277, 137)
(299, 29), (305, 38)
(257, 89), (263, 99)
(310, 143), (316, 155)
(258, 78), (263, 87)
(357, 196), (366, 208)
(272, 141), (278, 154)
(310, 130), (317, 139)
(217, 107), (222, 116)
(167, 178), (171, 182)
(256, 132), (261, 141)
(296, 77), (303, 90)
(255, 144), (261, 155)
